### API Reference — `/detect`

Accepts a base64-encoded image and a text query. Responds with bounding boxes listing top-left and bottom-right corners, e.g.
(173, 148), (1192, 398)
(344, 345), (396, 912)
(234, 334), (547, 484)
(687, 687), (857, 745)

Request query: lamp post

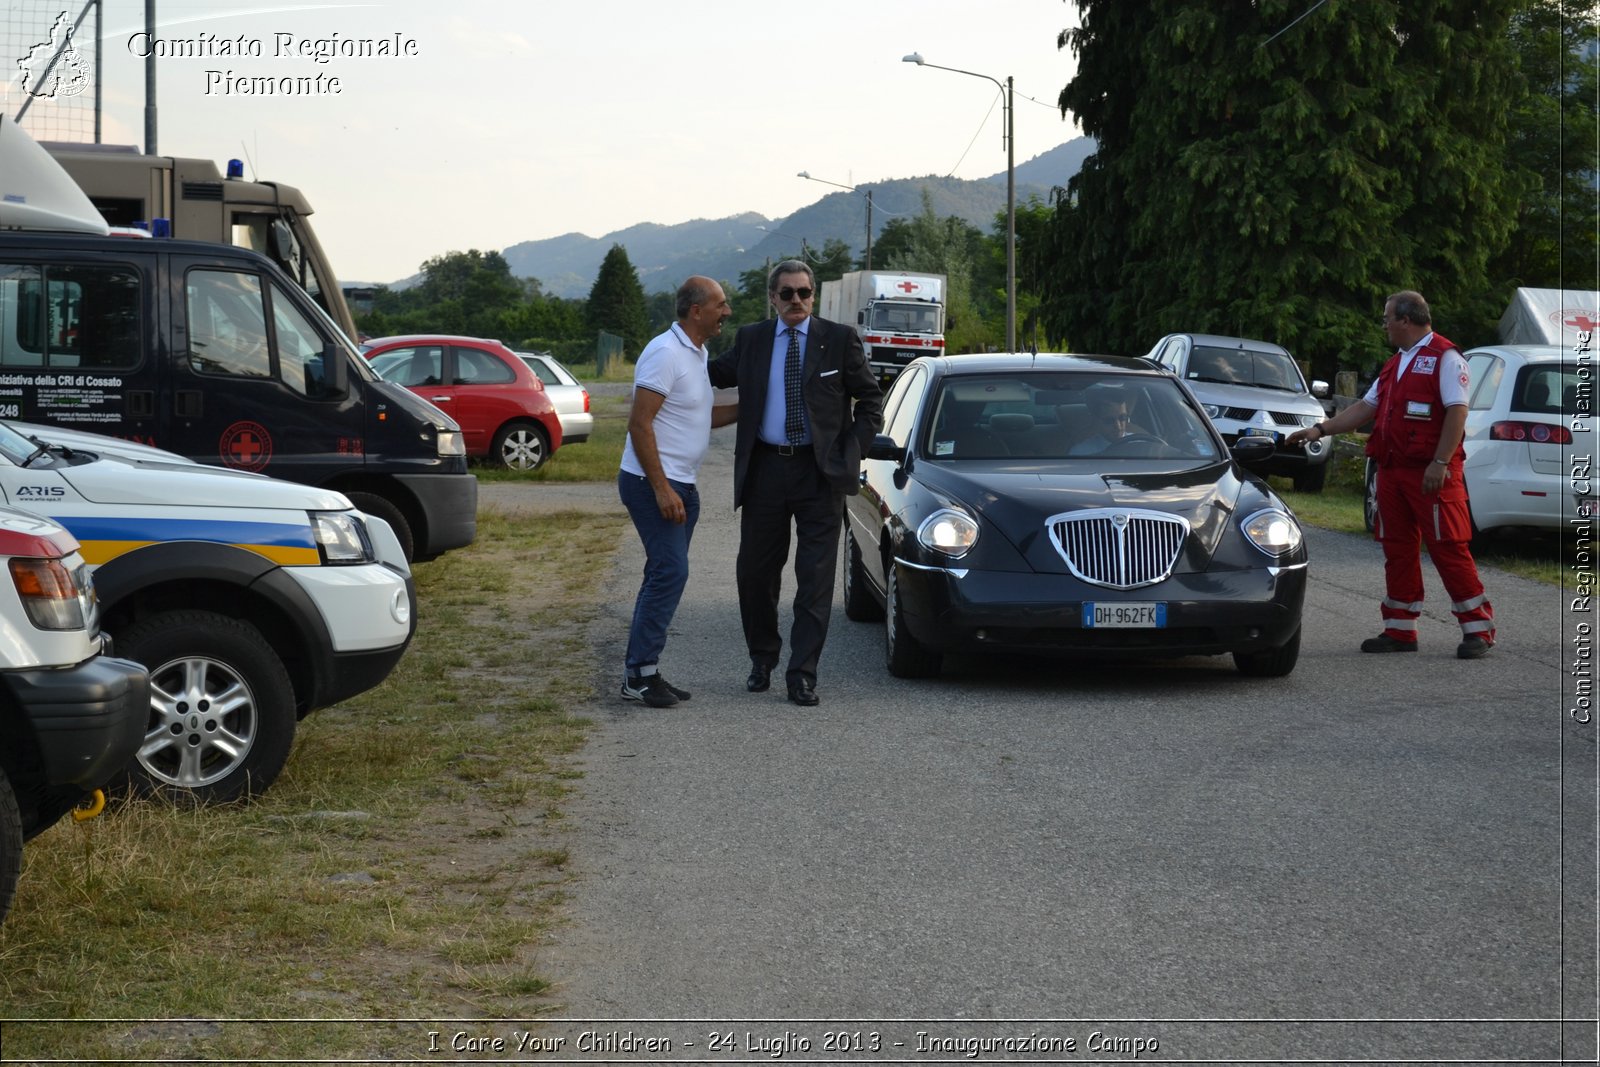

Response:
(797, 171), (874, 270)
(903, 52), (1014, 351)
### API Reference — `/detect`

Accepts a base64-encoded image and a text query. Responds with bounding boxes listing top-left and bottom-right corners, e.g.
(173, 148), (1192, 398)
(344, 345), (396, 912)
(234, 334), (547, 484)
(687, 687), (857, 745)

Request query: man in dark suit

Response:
(709, 259), (883, 706)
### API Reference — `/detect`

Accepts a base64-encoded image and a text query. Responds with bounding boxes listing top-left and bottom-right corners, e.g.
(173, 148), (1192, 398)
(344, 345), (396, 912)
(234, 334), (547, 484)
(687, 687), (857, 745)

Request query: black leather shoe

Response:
(787, 678), (819, 706)
(746, 663), (772, 692)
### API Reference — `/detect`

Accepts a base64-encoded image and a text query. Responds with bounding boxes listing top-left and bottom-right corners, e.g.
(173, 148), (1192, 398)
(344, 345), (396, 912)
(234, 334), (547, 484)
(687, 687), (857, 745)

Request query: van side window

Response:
(186, 270), (271, 379)
(269, 283), (333, 397)
(0, 262), (140, 369)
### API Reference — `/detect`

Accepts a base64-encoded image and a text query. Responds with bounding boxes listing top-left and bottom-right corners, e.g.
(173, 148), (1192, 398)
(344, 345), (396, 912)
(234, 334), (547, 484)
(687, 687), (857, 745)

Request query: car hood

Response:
(1184, 380), (1322, 416)
(913, 460), (1252, 573)
(57, 456), (353, 510)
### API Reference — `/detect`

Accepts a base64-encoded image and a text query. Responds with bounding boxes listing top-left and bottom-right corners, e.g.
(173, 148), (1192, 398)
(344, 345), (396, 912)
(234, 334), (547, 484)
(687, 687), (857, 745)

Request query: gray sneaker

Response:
(621, 674), (679, 708)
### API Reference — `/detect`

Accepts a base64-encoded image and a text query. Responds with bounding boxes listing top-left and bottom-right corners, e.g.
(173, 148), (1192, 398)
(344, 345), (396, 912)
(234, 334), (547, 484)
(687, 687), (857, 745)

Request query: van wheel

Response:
(494, 422), (549, 471)
(0, 768), (20, 924)
(117, 611), (297, 804)
(346, 491), (415, 562)
(1234, 625), (1301, 678)
(885, 564), (941, 678)
(842, 524), (884, 622)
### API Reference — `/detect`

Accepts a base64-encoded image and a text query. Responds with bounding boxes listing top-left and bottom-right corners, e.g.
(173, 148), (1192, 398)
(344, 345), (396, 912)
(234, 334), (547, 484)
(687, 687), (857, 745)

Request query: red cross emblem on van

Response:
(220, 420), (273, 471)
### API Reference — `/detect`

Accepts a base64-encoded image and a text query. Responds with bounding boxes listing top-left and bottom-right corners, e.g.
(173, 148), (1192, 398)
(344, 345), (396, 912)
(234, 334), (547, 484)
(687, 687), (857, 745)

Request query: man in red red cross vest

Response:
(1286, 290), (1495, 659)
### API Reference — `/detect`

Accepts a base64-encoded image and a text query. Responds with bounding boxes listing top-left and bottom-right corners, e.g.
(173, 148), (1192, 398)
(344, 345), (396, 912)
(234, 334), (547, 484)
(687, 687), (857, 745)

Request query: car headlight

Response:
(435, 429), (466, 457)
(1202, 403), (1223, 419)
(311, 511), (375, 564)
(917, 508), (979, 559)
(1241, 508), (1303, 557)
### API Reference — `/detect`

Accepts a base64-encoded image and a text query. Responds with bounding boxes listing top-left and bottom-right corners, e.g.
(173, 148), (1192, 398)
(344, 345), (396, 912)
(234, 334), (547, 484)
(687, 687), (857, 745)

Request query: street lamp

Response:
(903, 51), (1015, 351)
(797, 171), (874, 270)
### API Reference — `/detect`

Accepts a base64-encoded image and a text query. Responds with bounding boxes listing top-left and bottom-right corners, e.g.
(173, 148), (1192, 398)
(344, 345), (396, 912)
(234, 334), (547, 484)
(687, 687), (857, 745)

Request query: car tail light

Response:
(10, 556), (88, 630)
(582, 388), (590, 413)
(1490, 420), (1571, 444)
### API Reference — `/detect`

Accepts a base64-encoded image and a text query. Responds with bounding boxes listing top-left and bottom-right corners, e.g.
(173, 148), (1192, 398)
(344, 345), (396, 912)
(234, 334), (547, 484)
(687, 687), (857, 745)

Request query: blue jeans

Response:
(619, 472), (700, 677)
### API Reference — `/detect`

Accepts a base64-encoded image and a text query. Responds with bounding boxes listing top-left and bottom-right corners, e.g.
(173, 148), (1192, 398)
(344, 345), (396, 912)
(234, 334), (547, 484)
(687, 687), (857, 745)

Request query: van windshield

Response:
(0, 420), (53, 466)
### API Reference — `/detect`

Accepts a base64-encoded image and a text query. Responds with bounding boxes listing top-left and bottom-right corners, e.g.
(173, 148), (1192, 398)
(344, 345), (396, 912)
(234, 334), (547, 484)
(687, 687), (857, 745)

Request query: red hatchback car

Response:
(362, 335), (563, 470)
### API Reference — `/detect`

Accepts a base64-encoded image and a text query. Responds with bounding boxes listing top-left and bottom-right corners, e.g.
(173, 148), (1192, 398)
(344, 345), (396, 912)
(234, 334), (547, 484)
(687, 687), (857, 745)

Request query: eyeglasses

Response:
(776, 286), (814, 301)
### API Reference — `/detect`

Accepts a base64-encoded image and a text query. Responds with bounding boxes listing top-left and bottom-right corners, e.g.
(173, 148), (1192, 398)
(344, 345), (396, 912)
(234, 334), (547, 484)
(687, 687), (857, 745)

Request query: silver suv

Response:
(1146, 333), (1333, 491)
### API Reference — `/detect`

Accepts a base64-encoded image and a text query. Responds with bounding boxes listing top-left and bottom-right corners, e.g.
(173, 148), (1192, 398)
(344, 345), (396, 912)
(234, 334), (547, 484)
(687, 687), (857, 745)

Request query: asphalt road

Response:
(505, 428), (1596, 1063)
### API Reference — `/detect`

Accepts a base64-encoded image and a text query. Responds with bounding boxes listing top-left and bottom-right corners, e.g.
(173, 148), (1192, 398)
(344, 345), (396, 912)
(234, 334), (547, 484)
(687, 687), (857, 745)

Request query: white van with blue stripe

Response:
(0, 418), (414, 802)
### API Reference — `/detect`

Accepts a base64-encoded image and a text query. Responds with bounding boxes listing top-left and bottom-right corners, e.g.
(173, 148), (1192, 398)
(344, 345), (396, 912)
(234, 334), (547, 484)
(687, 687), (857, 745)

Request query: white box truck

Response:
(819, 271), (946, 382)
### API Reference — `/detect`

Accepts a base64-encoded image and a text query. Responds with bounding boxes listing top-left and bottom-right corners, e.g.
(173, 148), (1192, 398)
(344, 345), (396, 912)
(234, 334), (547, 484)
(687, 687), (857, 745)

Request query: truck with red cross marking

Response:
(819, 270), (946, 383)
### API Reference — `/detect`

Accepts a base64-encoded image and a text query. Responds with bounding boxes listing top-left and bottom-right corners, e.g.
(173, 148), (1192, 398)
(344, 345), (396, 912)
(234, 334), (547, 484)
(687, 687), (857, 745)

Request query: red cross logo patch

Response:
(220, 421), (273, 472)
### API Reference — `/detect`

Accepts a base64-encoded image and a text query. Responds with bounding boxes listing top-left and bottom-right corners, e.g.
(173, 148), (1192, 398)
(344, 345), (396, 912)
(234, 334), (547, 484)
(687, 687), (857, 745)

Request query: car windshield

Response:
(922, 373), (1222, 463)
(1187, 345), (1304, 392)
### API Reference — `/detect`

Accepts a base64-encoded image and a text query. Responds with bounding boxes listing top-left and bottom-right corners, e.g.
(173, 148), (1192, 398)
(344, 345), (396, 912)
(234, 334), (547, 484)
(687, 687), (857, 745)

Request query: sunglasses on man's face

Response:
(776, 287), (814, 301)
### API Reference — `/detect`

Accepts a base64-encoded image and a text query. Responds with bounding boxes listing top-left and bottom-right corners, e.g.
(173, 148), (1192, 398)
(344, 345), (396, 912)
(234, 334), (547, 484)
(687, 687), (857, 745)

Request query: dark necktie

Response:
(783, 327), (804, 444)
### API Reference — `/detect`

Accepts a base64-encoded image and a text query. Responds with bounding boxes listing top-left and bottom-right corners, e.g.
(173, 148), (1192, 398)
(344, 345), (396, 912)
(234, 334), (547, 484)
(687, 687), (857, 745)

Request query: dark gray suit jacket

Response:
(708, 315), (884, 509)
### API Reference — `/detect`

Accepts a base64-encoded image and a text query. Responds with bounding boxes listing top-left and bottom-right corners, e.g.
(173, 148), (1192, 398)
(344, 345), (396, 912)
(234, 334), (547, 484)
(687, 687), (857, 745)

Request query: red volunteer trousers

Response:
(1372, 462), (1494, 645)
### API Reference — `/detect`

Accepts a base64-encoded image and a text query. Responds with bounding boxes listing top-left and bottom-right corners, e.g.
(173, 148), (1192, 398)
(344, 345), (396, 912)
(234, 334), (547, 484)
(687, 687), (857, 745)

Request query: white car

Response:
(518, 352), (593, 444)
(1145, 333), (1333, 490)
(1361, 344), (1579, 534)
(0, 418), (415, 802)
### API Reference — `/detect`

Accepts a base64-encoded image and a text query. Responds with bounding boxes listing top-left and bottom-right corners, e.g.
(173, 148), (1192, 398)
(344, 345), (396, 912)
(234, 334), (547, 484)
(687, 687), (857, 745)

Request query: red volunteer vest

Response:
(1365, 332), (1464, 469)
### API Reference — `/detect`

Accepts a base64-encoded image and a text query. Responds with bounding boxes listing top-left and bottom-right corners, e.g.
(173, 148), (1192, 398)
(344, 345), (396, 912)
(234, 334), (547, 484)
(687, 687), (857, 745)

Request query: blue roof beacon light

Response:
(226, 158), (245, 180)
(151, 218), (171, 238)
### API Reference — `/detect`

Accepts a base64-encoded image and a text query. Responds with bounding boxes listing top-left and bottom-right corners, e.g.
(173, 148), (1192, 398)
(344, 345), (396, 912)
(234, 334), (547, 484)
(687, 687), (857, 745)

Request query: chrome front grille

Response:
(1047, 509), (1189, 589)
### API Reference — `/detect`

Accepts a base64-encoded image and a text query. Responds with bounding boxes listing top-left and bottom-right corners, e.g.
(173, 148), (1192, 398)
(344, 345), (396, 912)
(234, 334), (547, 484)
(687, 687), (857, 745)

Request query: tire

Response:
(1292, 460), (1329, 493)
(1234, 625), (1302, 678)
(494, 422), (550, 472)
(842, 524), (884, 622)
(0, 767), (20, 925)
(117, 611), (297, 804)
(345, 490), (416, 563)
(1363, 460), (1379, 534)
(884, 563), (941, 679)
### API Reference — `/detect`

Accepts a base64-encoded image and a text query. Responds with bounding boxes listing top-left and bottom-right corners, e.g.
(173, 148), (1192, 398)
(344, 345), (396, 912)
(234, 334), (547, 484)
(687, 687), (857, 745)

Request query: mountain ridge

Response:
(376, 137), (1094, 297)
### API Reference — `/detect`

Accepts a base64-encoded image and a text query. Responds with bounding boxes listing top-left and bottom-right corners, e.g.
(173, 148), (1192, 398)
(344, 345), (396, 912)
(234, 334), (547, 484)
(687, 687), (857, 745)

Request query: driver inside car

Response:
(1070, 387), (1138, 455)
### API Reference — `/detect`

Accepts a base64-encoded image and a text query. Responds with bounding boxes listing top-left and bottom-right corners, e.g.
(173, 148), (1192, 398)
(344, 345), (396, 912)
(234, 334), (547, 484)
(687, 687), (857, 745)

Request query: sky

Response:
(5, 0), (1087, 284)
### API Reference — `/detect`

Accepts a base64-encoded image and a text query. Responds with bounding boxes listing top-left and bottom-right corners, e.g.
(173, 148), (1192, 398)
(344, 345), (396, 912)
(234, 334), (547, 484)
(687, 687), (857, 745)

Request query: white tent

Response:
(0, 113), (108, 235)
(1497, 287), (1600, 346)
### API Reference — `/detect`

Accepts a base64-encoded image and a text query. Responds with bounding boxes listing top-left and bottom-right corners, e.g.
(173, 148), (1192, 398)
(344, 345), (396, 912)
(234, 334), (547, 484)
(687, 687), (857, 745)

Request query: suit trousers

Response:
(738, 446), (844, 685)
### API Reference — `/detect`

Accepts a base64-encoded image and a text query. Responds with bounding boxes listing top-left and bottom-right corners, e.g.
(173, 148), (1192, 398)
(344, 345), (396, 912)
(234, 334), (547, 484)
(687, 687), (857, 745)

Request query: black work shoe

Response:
(746, 663), (773, 692)
(1360, 634), (1418, 653)
(656, 675), (691, 701)
(787, 678), (819, 706)
(621, 675), (679, 708)
(1457, 635), (1494, 660)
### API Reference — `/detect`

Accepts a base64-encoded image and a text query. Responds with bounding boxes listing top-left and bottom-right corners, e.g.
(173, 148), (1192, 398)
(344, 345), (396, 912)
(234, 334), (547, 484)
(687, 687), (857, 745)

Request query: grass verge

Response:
(475, 393), (628, 485)
(0, 507), (627, 1060)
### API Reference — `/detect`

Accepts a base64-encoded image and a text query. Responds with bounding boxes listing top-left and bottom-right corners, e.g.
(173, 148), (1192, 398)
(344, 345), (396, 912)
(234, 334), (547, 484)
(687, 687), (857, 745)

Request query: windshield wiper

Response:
(19, 437), (51, 468)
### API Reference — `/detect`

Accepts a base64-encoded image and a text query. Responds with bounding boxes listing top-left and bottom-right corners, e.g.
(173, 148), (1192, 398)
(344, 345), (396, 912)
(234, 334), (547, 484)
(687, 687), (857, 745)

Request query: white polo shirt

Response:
(621, 322), (714, 484)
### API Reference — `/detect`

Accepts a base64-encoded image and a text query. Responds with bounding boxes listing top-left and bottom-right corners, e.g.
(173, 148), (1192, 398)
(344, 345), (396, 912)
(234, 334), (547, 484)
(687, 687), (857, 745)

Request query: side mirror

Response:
(1310, 379), (1331, 399)
(1230, 435), (1276, 463)
(866, 433), (904, 462)
(326, 343), (348, 394)
(857, 311), (866, 326)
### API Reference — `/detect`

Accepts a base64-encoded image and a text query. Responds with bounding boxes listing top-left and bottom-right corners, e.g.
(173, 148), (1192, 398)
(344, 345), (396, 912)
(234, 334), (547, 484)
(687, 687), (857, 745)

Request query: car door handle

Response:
(430, 396), (450, 402)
